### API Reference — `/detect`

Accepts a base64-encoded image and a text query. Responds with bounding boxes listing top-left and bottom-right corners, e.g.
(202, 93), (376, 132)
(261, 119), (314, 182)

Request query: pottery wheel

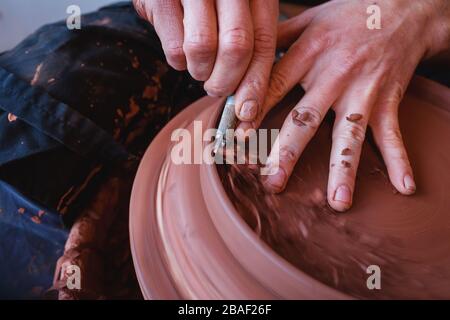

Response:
(130, 77), (450, 299)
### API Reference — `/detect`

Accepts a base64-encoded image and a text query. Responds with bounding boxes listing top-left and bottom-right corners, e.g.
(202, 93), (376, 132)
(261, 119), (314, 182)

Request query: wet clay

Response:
(218, 82), (450, 299)
(131, 77), (450, 299)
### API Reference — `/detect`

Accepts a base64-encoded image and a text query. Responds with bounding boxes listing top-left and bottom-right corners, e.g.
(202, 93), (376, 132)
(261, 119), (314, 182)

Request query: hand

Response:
(237, 0), (450, 211)
(133, 0), (278, 121)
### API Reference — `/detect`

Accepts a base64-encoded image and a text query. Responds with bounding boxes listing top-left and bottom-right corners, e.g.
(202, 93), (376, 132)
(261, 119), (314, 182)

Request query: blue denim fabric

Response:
(0, 2), (204, 298)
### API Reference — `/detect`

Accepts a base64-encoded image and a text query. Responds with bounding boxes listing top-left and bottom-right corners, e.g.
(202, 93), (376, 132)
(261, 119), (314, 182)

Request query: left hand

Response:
(237, 0), (450, 211)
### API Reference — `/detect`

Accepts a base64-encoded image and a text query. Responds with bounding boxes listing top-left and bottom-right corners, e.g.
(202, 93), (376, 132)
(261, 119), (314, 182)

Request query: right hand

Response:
(133, 0), (279, 122)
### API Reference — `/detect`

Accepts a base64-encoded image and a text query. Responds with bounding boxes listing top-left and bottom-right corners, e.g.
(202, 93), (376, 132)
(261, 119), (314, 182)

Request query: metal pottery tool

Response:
(212, 95), (237, 155)
(211, 50), (286, 156)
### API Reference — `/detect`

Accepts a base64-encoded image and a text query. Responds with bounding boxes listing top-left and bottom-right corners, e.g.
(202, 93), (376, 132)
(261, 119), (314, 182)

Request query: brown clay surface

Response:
(130, 77), (450, 299)
(218, 78), (450, 299)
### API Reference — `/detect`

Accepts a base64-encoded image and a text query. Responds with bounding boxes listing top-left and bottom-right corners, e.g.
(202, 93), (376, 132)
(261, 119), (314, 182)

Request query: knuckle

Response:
(311, 27), (333, 50)
(333, 52), (359, 78)
(298, 37), (324, 59)
(222, 27), (254, 58)
(381, 127), (403, 147)
(388, 82), (405, 105)
(253, 27), (276, 60)
(335, 123), (366, 145)
(164, 43), (185, 64)
(243, 78), (265, 96)
(378, 81), (405, 108)
(293, 30), (331, 62)
(278, 146), (298, 164)
(183, 34), (217, 59)
(154, 0), (177, 15)
(268, 70), (289, 102)
(291, 106), (323, 129)
(133, 0), (151, 22)
(336, 162), (356, 180)
(205, 83), (232, 97)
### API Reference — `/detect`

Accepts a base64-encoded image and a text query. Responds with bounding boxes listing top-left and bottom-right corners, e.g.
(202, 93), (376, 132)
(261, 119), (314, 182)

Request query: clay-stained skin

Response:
(292, 109), (312, 127)
(291, 108), (319, 128)
(218, 84), (450, 299)
(341, 148), (353, 156)
(346, 113), (363, 123)
(341, 160), (352, 168)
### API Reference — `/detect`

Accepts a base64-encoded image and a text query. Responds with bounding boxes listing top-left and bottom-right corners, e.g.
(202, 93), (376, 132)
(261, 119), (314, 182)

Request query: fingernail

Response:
(239, 100), (258, 120)
(263, 167), (286, 193)
(333, 185), (352, 204)
(206, 91), (219, 98)
(403, 174), (416, 193)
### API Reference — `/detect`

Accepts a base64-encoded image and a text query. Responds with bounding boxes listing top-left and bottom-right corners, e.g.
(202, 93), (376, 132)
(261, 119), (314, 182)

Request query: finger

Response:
(182, 0), (218, 81)
(234, 0), (278, 122)
(152, 0), (187, 70)
(236, 25), (328, 133)
(133, 0), (151, 22)
(371, 82), (416, 195)
(327, 78), (381, 212)
(262, 67), (348, 193)
(277, 6), (318, 49)
(204, 0), (254, 97)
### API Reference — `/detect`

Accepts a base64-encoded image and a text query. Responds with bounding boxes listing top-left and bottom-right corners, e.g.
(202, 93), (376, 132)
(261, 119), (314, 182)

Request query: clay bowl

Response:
(130, 76), (450, 299)
(129, 94), (346, 299)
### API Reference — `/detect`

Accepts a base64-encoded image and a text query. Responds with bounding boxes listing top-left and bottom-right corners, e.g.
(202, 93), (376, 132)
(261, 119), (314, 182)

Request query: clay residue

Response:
(346, 113), (363, 123)
(292, 110), (311, 127)
(219, 163), (404, 299)
(92, 17), (112, 26)
(217, 87), (450, 299)
(341, 148), (353, 156)
(7, 113), (18, 122)
(31, 63), (43, 86)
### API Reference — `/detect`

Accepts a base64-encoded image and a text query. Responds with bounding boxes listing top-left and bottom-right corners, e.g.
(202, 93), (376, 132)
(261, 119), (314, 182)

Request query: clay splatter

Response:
(341, 160), (352, 168)
(292, 110), (313, 127)
(125, 97), (140, 125)
(142, 86), (158, 100)
(346, 113), (363, 123)
(7, 113), (18, 122)
(31, 63), (43, 86)
(341, 148), (353, 156)
(31, 216), (41, 224)
(132, 56), (140, 69)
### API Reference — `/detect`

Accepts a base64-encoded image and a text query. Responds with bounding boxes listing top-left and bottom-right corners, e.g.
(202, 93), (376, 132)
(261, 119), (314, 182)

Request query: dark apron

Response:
(0, 2), (203, 298)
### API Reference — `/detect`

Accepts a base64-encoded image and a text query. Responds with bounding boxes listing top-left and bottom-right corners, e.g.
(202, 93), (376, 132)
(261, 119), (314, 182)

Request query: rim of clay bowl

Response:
(129, 97), (220, 299)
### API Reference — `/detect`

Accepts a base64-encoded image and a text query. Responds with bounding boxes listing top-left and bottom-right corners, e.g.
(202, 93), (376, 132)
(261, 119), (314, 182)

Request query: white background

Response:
(0, 0), (127, 52)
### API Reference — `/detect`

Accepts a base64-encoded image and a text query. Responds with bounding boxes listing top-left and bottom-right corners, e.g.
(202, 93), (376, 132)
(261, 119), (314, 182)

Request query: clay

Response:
(346, 113), (363, 123)
(218, 80), (450, 299)
(130, 76), (450, 299)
